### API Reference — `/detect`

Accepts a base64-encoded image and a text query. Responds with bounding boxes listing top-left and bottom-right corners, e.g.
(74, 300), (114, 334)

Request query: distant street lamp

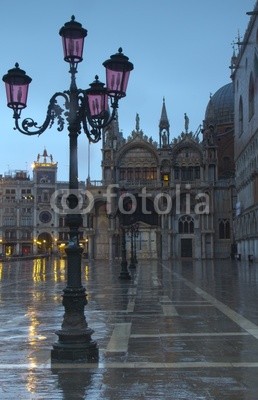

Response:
(119, 224), (131, 280)
(127, 223), (139, 269)
(2, 16), (133, 364)
(108, 188), (131, 280)
(133, 223), (139, 265)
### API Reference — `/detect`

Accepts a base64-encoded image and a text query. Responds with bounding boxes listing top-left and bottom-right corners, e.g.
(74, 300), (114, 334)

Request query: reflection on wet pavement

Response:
(0, 258), (258, 398)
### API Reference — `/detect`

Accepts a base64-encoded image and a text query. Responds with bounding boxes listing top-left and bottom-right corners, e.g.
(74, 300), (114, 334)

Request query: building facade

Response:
(0, 150), (89, 257)
(87, 94), (235, 260)
(232, 1), (258, 261)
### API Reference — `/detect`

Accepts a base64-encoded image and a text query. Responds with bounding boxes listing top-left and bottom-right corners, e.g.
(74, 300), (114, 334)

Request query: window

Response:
(208, 164), (216, 181)
(127, 169), (133, 180)
(4, 207), (14, 213)
(21, 231), (32, 239)
(162, 174), (169, 187)
(39, 211), (52, 223)
(223, 157), (230, 170)
(21, 216), (32, 226)
(22, 208), (32, 214)
(4, 230), (16, 239)
(135, 168), (141, 180)
(146, 168), (156, 180)
(59, 232), (69, 241)
(195, 167), (200, 179)
(181, 167), (187, 181)
(21, 188), (33, 200)
(119, 168), (126, 180)
(43, 191), (49, 202)
(180, 166), (199, 181)
(219, 219), (230, 239)
(174, 167), (180, 180)
(178, 215), (194, 234)
(119, 167), (157, 181)
(3, 217), (16, 226)
(188, 167), (193, 181)
(59, 217), (66, 227)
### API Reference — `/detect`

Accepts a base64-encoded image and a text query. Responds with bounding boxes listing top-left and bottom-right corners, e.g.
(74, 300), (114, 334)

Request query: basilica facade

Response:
(86, 92), (235, 260)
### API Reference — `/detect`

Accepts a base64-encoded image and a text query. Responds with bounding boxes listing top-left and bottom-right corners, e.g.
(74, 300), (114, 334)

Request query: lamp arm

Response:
(13, 92), (69, 136)
(79, 91), (119, 143)
(81, 119), (102, 143)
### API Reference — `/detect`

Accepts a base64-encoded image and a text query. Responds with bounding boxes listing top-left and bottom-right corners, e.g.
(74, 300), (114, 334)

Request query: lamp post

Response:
(119, 224), (131, 280)
(107, 188), (131, 280)
(128, 226), (135, 269)
(133, 223), (139, 265)
(3, 16), (133, 364)
(108, 211), (131, 280)
(127, 223), (139, 269)
(107, 200), (131, 280)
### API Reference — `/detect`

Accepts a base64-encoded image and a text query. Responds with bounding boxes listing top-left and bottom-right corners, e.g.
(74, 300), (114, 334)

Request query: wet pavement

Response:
(0, 257), (258, 399)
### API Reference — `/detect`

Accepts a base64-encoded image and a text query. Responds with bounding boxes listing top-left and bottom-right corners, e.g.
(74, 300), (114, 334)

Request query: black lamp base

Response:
(119, 270), (131, 280)
(51, 338), (99, 364)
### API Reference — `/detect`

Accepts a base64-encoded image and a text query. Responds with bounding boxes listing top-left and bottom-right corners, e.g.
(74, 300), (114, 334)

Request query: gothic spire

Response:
(159, 97), (170, 131)
(103, 109), (120, 148)
(159, 97), (170, 147)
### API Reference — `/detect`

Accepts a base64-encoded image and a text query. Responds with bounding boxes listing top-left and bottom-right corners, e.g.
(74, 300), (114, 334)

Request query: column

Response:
(88, 236), (94, 260)
(109, 234), (113, 261)
(202, 234), (206, 259)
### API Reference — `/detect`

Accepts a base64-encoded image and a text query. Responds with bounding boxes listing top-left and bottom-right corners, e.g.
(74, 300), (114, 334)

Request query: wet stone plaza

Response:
(1, 257), (258, 399)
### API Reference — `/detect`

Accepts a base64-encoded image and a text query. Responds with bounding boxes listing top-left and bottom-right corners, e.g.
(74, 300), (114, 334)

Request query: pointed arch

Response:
(178, 215), (194, 234)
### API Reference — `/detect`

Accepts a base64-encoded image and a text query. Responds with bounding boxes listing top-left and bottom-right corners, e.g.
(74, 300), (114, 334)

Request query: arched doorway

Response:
(120, 194), (160, 260)
(37, 232), (53, 254)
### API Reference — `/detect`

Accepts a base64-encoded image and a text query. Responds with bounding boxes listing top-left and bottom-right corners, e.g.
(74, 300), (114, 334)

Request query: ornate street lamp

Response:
(3, 16), (133, 364)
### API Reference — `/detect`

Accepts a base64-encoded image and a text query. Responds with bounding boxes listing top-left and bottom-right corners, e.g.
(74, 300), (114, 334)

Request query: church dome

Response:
(204, 82), (234, 125)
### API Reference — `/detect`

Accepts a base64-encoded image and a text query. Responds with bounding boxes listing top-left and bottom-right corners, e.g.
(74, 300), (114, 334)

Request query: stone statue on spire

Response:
(136, 113), (140, 132)
(184, 113), (189, 133)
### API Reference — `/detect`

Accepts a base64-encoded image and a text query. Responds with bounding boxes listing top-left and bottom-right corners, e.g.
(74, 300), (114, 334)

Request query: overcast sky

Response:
(0, 0), (256, 181)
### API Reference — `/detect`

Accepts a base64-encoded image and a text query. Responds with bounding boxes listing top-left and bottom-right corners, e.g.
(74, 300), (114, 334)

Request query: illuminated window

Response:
(162, 174), (169, 187)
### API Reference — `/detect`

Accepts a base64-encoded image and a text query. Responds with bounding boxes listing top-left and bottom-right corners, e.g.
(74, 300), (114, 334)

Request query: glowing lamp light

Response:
(59, 15), (87, 64)
(2, 63), (32, 112)
(85, 76), (108, 119)
(103, 47), (134, 99)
